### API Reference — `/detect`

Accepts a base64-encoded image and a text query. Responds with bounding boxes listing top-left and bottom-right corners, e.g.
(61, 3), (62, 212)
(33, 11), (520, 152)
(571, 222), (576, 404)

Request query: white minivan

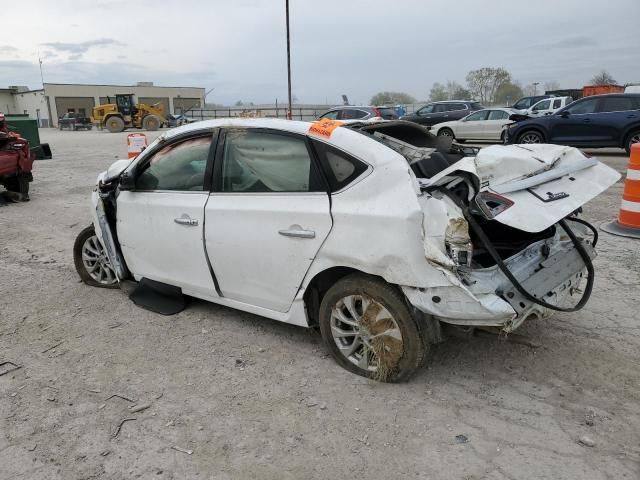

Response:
(526, 96), (573, 117)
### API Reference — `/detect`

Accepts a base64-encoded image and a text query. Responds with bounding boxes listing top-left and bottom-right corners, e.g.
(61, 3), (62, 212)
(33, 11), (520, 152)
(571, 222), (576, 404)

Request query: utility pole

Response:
(533, 82), (539, 96)
(285, 0), (293, 120)
(38, 52), (45, 88)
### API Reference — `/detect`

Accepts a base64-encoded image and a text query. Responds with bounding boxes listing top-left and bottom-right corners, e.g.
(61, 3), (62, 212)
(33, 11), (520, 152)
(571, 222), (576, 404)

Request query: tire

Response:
(106, 116), (125, 133)
(3, 172), (30, 200)
(142, 115), (161, 131)
(318, 274), (427, 382)
(437, 128), (455, 139)
(625, 130), (640, 155)
(517, 130), (544, 144)
(73, 225), (119, 288)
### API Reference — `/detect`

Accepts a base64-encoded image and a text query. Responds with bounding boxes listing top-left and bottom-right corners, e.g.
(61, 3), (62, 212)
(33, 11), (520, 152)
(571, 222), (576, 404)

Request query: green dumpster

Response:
(5, 114), (52, 159)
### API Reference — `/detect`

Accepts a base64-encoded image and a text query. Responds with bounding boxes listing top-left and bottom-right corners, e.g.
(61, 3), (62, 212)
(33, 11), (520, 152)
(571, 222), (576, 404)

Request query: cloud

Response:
(41, 38), (124, 56)
(543, 36), (597, 49)
(0, 45), (18, 52)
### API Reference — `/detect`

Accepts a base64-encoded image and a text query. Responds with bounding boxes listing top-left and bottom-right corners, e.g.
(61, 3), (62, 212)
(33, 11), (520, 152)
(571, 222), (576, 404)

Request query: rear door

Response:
(589, 96), (640, 144)
(204, 128), (332, 313)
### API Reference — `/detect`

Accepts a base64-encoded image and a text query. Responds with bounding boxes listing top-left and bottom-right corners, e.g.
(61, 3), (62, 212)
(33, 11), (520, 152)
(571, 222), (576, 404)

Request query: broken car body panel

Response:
(89, 118), (618, 333)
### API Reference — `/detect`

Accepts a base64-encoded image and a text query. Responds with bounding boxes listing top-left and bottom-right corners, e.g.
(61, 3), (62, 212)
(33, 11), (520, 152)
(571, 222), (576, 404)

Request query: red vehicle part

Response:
(0, 112), (34, 199)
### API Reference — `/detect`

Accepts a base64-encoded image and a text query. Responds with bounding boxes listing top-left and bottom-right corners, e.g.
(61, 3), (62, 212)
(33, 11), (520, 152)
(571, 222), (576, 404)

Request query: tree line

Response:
(370, 68), (620, 106)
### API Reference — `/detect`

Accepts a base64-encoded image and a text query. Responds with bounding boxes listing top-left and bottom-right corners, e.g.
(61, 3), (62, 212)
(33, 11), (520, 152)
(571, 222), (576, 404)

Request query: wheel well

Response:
(623, 126), (640, 147)
(303, 266), (366, 326)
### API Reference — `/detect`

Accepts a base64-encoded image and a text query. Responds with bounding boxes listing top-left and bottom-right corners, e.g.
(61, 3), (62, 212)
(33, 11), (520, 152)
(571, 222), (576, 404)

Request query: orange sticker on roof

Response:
(308, 118), (343, 139)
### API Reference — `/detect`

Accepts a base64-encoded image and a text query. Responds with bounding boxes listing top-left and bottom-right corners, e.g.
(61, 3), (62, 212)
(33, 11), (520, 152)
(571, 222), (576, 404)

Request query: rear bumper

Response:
(403, 235), (594, 332)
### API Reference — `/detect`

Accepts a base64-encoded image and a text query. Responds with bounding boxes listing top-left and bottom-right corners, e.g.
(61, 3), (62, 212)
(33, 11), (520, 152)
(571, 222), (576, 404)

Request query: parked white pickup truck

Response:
(526, 96), (573, 117)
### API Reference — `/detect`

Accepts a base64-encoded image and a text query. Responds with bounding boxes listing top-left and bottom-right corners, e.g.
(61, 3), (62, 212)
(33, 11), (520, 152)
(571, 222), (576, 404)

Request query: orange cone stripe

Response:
(623, 179), (640, 200)
(619, 209), (640, 227)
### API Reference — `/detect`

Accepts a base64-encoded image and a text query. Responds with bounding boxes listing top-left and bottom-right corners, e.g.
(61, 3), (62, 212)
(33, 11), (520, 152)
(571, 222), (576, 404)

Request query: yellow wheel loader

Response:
(91, 94), (166, 133)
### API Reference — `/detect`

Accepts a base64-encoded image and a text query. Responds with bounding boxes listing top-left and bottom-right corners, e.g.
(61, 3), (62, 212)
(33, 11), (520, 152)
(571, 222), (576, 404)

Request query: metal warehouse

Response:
(0, 82), (205, 127)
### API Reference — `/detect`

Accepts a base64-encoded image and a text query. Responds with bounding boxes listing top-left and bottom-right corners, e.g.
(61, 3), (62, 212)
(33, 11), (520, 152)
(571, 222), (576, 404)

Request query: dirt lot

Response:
(1, 128), (639, 480)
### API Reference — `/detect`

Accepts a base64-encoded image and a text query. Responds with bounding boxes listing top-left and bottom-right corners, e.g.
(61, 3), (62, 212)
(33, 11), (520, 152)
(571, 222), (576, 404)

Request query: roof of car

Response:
(430, 100), (475, 103)
(153, 117), (407, 170)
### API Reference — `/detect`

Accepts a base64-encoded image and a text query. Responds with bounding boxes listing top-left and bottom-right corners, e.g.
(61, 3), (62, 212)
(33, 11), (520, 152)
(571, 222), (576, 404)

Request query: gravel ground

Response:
(1, 128), (639, 480)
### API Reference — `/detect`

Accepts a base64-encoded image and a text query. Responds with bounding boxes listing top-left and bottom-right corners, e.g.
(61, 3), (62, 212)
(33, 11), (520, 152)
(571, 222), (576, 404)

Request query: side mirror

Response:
(118, 171), (135, 191)
(559, 110), (570, 118)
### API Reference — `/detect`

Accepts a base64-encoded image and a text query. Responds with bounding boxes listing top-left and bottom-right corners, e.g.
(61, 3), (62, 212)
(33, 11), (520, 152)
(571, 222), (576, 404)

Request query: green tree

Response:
(370, 91), (416, 105)
(494, 81), (524, 106)
(429, 82), (448, 102)
(466, 67), (511, 104)
(590, 70), (617, 85)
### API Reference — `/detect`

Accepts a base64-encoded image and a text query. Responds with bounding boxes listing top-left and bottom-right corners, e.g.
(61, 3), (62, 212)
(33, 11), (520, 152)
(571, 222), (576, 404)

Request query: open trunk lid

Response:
(424, 144), (620, 233)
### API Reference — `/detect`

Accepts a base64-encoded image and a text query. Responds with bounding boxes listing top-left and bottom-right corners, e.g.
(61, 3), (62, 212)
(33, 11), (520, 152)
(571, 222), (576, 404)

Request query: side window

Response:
(433, 104), (448, 113)
(448, 103), (466, 111)
(532, 99), (551, 111)
(553, 99), (562, 109)
(321, 110), (339, 120)
(220, 130), (323, 193)
(311, 140), (368, 192)
(598, 97), (635, 113)
(488, 110), (509, 120)
(341, 109), (367, 120)
(513, 98), (532, 109)
(565, 98), (598, 114)
(418, 105), (434, 114)
(465, 111), (489, 121)
(135, 136), (211, 191)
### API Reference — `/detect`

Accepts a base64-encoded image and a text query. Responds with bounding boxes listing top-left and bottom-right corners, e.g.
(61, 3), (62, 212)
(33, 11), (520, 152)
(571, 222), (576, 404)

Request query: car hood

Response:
(423, 144), (620, 233)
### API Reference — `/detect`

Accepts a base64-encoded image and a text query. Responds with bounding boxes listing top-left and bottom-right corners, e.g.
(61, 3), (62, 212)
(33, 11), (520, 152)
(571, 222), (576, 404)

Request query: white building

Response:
(0, 82), (206, 127)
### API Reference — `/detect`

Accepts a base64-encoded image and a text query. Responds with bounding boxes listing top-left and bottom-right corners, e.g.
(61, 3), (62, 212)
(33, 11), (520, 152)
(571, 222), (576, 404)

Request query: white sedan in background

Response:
(73, 118), (618, 381)
(430, 108), (516, 142)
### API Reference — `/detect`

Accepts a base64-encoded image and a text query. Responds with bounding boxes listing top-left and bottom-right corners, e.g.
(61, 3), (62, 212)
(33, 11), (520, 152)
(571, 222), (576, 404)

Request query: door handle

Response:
(627, 115), (637, 119)
(278, 228), (316, 239)
(174, 214), (198, 226)
(583, 119), (591, 123)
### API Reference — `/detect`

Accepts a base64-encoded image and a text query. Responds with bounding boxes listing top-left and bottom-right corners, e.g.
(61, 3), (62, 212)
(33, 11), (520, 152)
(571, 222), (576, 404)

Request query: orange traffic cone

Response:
(602, 143), (640, 238)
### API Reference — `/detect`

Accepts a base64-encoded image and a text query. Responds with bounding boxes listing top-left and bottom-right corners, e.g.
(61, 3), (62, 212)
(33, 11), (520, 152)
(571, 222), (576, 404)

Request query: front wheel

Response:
(319, 274), (427, 382)
(517, 130), (544, 144)
(625, 130), (640, 155)
(73, 225), (119, 288)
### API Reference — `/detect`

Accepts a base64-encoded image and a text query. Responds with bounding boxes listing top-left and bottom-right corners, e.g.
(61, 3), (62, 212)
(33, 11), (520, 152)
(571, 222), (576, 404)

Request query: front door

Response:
(549, 97), (602, 145)
(116, 132), (218, 298)
(459, 110), (489, 139)
(205, 128), (332, 313)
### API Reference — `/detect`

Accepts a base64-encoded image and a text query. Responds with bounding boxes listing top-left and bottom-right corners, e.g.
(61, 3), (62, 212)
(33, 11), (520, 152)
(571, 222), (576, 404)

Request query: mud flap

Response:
(129, 278), (186, 315)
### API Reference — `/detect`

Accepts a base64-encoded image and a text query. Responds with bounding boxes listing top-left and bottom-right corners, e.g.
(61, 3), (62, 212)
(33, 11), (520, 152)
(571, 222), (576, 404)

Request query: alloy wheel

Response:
(81, 235), (117, 286)
(520, 132), (542, 144)
(330, 295), (403, 374)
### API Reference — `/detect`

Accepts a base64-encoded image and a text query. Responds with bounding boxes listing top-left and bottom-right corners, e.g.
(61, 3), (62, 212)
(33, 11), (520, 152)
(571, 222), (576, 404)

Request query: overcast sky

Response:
(1, 0), (638, 105)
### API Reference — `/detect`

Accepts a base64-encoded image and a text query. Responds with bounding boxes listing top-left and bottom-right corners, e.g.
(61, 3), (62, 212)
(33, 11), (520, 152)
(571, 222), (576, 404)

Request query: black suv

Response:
(400, 101), (483, 127)
(505, 94), (640, 154)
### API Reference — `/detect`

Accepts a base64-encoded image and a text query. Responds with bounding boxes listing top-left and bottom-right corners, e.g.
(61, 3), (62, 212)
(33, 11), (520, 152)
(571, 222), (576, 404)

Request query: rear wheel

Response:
(437, 128), (455, 139)
(319, 274), (426, 382)
(73, 225), (119, 288)
(106, 116), (125, 133)
(517, 130), (544, 144)
(625, 130), (640, 155)
(142, 115), (161, 131)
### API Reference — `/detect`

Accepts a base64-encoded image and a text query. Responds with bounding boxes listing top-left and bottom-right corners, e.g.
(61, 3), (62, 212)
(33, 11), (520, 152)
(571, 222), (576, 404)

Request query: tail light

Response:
(475, 192), (514, 219)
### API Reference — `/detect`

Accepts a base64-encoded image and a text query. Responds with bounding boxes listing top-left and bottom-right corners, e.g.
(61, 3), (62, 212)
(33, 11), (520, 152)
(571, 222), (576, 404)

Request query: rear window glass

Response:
(311, 140), (368, 192)
(448, 103), (467, 111)
(378, 108), (398, 119)
(598, 97), (637, 113)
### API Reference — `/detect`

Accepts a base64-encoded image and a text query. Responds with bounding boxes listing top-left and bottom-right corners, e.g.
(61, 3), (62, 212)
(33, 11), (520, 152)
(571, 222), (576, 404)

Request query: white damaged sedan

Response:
(74, 118), (619, 381)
